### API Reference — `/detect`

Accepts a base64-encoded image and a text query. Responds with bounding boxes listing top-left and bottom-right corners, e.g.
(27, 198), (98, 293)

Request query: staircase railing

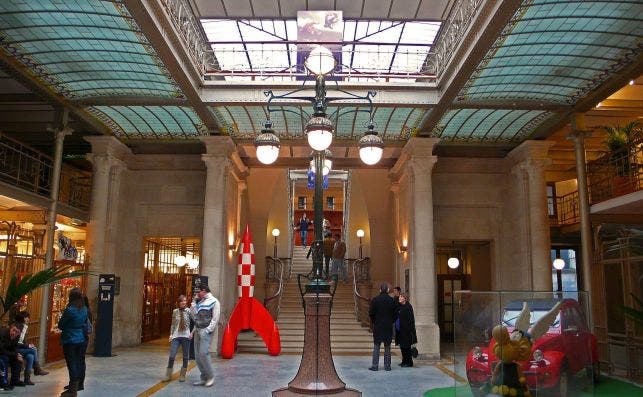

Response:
(263, 256), (284, 320)
(352, 257), (371, 328)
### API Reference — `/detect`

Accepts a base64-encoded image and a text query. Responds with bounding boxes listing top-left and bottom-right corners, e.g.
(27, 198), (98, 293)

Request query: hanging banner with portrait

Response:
(297, 10), (343, 79)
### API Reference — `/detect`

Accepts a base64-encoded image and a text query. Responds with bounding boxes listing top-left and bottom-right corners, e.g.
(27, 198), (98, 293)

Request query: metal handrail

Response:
(263, 256), (284, 320)
(352, 257), (371, 328)
(587, 137), (642, 204)
(0, 132), (91, 211)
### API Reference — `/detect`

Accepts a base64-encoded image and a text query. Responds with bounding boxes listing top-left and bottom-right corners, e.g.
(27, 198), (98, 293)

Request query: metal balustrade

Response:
(555, 190), (580, 226)
(588, 138), (642, 205)
(0, 133), (91, 211)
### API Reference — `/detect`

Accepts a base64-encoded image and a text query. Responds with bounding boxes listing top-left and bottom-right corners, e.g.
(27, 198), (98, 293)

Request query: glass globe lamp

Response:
(306, 116), (334, 151)
(359, 124), (384, 165)
(254, 120), (281, 165)
(304, 45), (336, 76)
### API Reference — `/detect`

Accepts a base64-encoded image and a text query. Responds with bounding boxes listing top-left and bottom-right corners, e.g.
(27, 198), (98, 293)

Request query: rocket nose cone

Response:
(242, 224), (252, 243)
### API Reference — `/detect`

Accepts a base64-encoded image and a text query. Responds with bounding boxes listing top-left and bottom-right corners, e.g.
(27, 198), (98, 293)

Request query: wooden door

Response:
(437, 274), (469, 343)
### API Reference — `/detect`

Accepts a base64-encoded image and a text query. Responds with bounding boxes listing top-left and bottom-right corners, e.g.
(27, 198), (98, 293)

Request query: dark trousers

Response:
(79, 340), (88, 387)
(401, 346), (413, 366)
(63, 342), (85, 384)
(0, 354), (21, 386)
(324, 256), (331, 278)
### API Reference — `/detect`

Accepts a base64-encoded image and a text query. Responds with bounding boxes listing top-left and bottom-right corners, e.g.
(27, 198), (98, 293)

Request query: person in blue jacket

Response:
(58, 287), (88, 397)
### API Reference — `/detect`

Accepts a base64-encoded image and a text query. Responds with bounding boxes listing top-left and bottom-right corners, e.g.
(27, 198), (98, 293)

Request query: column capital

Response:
(390, 181), (400, 193)
(506, 140), (554, 168)
(201, 153), (230, 170)
(86, 152), (128, 174)
(407, 156), (438, 177)
(390, 137), (440, 181)
(199, 135), (236, 156)
(84, 136), (131, 162)
(51, 126), (73, 141)
(567, 130), (593, 141)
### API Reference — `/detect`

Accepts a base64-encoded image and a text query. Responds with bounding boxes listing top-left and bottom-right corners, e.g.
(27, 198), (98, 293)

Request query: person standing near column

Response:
(297, 213), (312, 248)
(332, 233), (347, 283)
(164, 295), (191, 382)
(368, 283), (396, 371)
(191, 284), (220, 387)
(322, 231), (335, 279)
(395, 293), (417, 367)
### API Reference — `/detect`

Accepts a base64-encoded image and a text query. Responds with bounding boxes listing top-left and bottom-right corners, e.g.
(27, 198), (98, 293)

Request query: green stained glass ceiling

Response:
(212, 105), (426, 140)
(459, 0), (643, 104)
(0, 0), (182, 99)
(432, 108), (552, 143)
(86, 106), (207, 139)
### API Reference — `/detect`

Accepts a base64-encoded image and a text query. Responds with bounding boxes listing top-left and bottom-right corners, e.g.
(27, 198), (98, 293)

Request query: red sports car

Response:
(465, 299), (598, 396)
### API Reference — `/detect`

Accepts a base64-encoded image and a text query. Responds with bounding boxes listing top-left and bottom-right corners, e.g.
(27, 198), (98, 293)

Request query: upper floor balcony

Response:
(0, 133), (91, 217)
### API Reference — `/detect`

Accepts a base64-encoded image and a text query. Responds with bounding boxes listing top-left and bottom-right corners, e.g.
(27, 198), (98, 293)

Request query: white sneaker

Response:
(193, 380), (206, 386)
(204, 378), (215, 387)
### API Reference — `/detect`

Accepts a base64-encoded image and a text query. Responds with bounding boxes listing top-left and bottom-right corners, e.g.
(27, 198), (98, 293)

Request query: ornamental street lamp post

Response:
(268, 45), (362, 397)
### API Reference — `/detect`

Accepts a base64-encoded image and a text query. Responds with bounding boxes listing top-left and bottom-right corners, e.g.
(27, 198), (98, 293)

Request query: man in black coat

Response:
(368, 283), (396, 371)
(0, 323), (25, 389)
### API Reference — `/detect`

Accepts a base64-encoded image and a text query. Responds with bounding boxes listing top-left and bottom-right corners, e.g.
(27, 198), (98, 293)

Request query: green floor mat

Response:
(424, 377), (643, 397)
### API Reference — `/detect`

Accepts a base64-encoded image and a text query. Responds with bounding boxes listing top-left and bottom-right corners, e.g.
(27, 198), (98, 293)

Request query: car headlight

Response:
(473, 346), (482, 360)
(533, 349), (544, 362)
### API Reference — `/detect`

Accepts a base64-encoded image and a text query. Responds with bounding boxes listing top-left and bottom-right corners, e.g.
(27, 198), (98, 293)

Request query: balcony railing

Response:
(588, 138), (642, 205)
(555, 190), (580, 226)
(0, 133), (91, 211)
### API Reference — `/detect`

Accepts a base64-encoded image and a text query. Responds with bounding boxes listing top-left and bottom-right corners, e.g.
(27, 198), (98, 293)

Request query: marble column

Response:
(507, 141), (554, 291)
(392, 137), (440, 359)
(569, 114), (593, 304)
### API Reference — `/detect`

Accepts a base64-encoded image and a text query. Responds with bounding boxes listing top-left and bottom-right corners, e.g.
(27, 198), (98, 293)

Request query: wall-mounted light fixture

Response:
(399, 245), (408, 253)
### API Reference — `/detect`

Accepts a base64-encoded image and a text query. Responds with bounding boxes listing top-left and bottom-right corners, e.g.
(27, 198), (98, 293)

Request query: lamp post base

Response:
(272, 292), (361, 397)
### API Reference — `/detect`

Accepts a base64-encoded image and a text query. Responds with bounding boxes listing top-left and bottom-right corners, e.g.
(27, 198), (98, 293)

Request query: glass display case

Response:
(443, 291), (596, 397)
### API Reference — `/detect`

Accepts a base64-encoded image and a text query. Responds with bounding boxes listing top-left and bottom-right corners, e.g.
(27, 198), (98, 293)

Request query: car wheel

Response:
(586, 361), (600, 383)
(557, 368), (569, 397)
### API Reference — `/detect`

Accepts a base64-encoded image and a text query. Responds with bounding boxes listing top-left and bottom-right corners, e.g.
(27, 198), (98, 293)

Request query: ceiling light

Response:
(629, 80), (635, 85)
(254, 120), (281, 165)
(304, 45), (336, 76)
(174, 255), (186, 267)
(359, 122), (384, 165)
(305, 116), (334, 151)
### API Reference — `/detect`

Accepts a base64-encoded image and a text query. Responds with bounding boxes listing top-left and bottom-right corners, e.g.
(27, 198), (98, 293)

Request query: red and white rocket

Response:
(221, 225), (281, 358)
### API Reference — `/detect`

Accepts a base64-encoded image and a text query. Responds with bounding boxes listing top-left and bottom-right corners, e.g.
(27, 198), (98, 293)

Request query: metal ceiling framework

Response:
(0, 0), (640, 159)
(201, 18), (441, 81)
(428, 0), (643, 143)
(0, 0), (210, 140)
(212, 104), (425, 140)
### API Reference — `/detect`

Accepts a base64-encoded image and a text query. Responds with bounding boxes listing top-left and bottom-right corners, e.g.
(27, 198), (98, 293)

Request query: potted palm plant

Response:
(602, 121), (641, 195)
(0, 264), (85, 321)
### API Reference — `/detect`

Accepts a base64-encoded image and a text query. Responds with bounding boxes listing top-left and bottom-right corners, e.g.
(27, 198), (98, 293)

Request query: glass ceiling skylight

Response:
(201, 19), (440, 82)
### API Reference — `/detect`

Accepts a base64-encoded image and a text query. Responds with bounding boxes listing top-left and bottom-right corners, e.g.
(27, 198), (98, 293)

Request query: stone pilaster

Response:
(391, 137), (440, 359)
(84, 136), (130, 296)
(199, 136), (242, 354)
(507, 141), (554, 291)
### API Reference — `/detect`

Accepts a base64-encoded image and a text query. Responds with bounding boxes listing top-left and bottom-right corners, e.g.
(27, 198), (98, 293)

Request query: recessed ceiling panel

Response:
(212, 105), (426, 140)
(433, 108), (552, 143)
(458, 0), (643, 105)
(86, 106), (207, 139)
(0, 0), (182, 99)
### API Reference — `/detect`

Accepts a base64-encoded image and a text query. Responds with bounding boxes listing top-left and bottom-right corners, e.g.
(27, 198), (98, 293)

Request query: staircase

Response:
(236, 246), (374, 355)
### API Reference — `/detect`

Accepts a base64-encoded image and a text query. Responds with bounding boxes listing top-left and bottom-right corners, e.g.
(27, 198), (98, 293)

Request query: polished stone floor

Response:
(6, 342), (457, 396)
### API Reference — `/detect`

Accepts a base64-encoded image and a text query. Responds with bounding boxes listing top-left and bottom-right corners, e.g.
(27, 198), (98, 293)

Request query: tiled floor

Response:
(6, 343), (457, 396)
